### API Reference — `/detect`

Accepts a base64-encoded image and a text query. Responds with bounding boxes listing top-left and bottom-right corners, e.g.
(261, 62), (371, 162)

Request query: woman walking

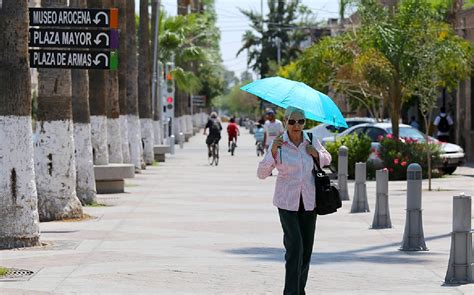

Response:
(257, 106), (332, 294)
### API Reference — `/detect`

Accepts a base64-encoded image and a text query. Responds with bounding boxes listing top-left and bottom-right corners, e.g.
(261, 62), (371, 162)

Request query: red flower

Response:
(401, 161), (407, 167)
(393, 158), (399, 165)
(377, 135), (384, 142)
(389, 168), (394, 173)
(386, 134), (393, 139)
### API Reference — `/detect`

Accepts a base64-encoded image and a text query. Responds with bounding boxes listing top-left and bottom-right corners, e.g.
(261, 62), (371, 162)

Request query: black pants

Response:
(278, 200), (317, 295)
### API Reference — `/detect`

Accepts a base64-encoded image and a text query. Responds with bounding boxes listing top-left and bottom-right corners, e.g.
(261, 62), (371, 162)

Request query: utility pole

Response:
(275, 36), (281, 66)
(152, 0), (161, 130)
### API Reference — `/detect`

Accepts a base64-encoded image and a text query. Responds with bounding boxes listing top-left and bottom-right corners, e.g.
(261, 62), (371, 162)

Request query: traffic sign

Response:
(29, 50), (118, 70)
(29, 28), (119, 49)
(29, 8), (119, 28)
(192, 95), (206, 107)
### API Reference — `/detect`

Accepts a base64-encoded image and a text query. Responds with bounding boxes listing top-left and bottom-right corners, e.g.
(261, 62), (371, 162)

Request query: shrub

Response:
(378, 135), (442, 180)
(325, 133), (372, 178)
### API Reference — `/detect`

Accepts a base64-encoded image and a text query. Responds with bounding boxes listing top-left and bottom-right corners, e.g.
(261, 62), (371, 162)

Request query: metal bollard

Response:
(338, 146), (350, 201)
(400, 163), (428, 251)
(350, 162), (370, 213)
(178, 132), (184, 149)
(371, 169), (392, 229)
(169, 135), (175, 155)
(445, 194), (473, 284)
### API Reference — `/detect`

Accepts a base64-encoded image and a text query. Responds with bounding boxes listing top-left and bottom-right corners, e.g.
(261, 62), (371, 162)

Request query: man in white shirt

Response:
(263, 109), (285, 151)
(433, 107), (454, 142)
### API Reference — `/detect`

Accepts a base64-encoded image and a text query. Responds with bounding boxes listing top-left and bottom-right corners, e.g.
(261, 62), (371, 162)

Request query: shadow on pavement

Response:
(225, 233), (450, 265)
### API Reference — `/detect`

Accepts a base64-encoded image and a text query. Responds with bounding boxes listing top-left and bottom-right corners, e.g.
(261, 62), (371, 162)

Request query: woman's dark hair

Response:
(230, 118), (235, 123)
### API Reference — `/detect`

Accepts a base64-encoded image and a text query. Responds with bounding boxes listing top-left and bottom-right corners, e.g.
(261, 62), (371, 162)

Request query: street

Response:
(0, 126), (473, 294)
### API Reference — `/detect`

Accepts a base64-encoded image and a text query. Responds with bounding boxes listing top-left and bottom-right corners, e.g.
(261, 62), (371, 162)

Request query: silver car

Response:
(322, 123), (465, 174)
(308, 117), (377, 140)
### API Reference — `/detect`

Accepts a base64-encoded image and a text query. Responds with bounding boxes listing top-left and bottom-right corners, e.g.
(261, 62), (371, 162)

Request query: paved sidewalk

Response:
(1, 126), (473, 294)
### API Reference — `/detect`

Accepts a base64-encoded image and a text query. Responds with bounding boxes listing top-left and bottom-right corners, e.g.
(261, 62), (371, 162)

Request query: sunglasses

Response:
(287, 119), (306, 125)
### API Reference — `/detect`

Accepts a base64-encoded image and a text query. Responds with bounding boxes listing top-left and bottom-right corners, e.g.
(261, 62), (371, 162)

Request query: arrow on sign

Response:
(93, 11), (109, 25)
(93, 53), (109, 66)
(94, 32), (110, 46)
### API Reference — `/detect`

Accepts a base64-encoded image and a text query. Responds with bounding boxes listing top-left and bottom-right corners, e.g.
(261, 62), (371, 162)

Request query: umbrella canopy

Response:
(240, 76), (348, 128)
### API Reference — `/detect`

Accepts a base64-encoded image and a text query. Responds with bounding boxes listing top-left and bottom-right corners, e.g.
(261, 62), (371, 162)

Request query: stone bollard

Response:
(338, 146), (350, 201)
(444, 194), (473, 284)
(178, 132), (185, 149)
(400, 163), (428, 251)
(168, 134), (175, 155)
(371, 169), (392, 229)
(350, 162), (370, 213)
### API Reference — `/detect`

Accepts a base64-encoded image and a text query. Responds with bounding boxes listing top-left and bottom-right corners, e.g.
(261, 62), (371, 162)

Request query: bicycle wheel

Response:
(214, 144), (219, 166)
(231, 142), (235, 156)
(208, 145), (214, 166)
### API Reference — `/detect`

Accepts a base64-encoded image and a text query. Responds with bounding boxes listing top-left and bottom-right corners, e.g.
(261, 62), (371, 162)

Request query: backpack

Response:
(438, 115), (450, 133)
(209, 119), (220, 135)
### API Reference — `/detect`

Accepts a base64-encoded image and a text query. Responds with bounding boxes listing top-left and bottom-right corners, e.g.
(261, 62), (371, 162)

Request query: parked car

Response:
(322, 123), (465, 174)
(308, 117), (377, 140)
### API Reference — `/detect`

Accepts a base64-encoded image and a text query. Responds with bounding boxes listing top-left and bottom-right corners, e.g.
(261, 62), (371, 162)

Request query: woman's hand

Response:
(271, 135), (284, 156)
(306, 144), (319, 161)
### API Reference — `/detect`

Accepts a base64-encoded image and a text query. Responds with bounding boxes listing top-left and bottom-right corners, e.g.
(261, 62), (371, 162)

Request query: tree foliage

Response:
(286, 0), (472, 139)
(237, 0), (317, 77)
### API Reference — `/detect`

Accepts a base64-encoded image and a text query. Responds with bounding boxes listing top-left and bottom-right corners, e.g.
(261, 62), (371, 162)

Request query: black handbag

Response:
(308, 134), (342, 215)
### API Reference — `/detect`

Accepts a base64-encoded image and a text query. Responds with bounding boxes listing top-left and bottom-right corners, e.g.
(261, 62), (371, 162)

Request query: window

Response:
(365, 127), (387, 142)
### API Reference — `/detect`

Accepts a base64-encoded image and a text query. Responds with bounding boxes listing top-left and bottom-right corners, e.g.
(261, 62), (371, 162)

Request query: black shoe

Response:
(208, 152), (212, 158)
(228, 148), (231, 152)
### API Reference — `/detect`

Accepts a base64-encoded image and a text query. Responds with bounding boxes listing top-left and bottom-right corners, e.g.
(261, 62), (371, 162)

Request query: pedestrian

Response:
(409, 116), (420, 130)
(263, 109), (284, 152)
(433, 107), (454, 142)
(257, 106), (332, 295)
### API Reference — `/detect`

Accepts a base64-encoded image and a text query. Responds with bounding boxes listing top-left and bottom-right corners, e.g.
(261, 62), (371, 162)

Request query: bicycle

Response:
(229, 137), (237, 156)
(256, 141), (264, 156)
(208, 141), (219, 166)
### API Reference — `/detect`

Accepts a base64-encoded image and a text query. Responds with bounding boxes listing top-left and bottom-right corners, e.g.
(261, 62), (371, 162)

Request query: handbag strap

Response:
(307, 132), (323, 173)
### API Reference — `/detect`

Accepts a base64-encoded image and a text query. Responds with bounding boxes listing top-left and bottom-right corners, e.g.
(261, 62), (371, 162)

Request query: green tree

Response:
(237, 0), (317, 77)
(291, 0), (472, 139)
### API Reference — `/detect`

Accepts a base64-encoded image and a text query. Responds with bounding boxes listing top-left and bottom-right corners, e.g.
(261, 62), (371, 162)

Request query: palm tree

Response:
(126, 0), (142, 171)
(138, 0), (155, 165)
(88, 0), (109, 165)
(70, 0), (97, 205)
(117, 0), (130, 163)
(0, 0), (41, 249)
(35, 0), (83, 221)
(105, 0), (123, 164)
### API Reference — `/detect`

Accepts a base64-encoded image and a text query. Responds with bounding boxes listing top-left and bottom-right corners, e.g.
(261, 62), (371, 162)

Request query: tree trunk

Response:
(70, 0), (97, 205)
(151, 0), (163, 145)
(138, 0), (155, 165)
(126, 0), (142, 171)
(117, 0), (130, 163)
(0, 0), (41, 249)
(390, 73), (402, 139)
(35, 0), (83, 222)
(104, 0), (123, 164)
(88, 0), (109, 165)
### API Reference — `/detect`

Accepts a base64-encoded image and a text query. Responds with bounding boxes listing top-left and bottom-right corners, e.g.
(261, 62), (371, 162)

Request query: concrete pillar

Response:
(445, 194), (473, 284)
(350, 162), (370, 213)
(338, 146), (350, 201)
(400, 163), (428, 251)
(371, 169), (392, 229)
(178, 132), (185, 149)
(168, 134), (175, 155)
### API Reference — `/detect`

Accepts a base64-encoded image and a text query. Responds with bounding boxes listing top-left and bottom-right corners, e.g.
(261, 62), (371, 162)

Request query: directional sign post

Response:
(30, 50), (118, 70)
(28, 8), (119, 70)
(29, 29), (119, 49)
(29, 8), (119, 28)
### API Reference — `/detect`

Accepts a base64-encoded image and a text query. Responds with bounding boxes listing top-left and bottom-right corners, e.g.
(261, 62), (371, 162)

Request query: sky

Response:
(138, 0), (342, 80)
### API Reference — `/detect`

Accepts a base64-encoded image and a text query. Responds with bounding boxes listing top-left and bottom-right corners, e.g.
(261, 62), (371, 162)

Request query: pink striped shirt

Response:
(257, 131), (332, 211)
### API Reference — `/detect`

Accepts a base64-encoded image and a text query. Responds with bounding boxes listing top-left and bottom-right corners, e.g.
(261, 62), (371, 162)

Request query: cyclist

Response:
(203, 112), (222, 158)
(227, 117), (240, 152)
(254, 119), (265, 155)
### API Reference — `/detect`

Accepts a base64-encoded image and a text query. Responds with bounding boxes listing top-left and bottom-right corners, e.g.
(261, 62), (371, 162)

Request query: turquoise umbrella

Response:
(240, 76), (348, 128)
